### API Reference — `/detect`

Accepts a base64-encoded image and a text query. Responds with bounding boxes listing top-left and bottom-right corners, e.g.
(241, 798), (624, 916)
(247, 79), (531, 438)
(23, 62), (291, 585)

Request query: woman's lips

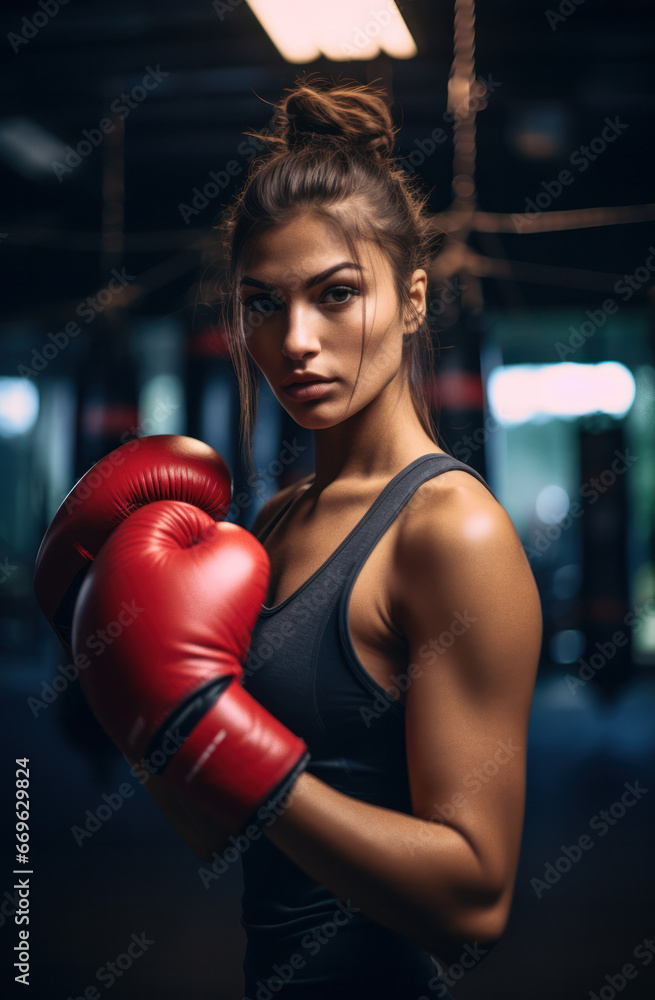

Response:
(281, 379), (337, 400)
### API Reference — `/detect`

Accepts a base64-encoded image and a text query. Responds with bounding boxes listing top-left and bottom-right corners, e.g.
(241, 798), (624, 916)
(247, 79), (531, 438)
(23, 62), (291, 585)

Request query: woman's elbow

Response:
(463, 897), (509, 945)
(429, 884), (511, 956)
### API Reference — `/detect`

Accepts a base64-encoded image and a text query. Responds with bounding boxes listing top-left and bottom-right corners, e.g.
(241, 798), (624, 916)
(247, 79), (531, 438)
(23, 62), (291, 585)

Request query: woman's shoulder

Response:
(392, 465), (541, 640)
(250, 472), (315, 540)
(395, 465), (526, 579)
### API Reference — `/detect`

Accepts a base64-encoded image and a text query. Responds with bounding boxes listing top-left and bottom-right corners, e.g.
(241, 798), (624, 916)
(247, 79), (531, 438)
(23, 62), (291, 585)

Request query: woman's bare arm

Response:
(259, 474), (542, 956)
(121, 750), (233, 859)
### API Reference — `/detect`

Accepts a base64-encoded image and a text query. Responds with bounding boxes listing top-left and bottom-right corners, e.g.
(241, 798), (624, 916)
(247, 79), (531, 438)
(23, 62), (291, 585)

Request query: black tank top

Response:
(240, 454), (494, 998)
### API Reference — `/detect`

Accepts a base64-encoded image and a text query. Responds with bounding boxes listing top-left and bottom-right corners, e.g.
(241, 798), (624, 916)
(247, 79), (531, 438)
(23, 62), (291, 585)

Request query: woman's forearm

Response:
(121, 752), (231, 861)
(261, 770), (505, 956)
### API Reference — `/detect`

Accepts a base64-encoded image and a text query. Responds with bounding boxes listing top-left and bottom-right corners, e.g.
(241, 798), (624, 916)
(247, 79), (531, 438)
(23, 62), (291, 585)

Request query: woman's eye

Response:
(241, 285), (359, 316)
(322, 285), (360, 305)
(241, 294), (284, 316)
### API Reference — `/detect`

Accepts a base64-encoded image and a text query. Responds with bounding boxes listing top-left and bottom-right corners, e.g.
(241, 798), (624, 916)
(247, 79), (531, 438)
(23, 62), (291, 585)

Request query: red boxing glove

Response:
(34, 435), (310, 835)
(34, 435), (233, 658)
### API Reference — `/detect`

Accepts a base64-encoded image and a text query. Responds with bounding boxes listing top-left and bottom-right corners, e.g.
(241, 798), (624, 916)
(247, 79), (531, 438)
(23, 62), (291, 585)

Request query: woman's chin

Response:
(274, 396), (351, 430)
(283, 411), (346, 431)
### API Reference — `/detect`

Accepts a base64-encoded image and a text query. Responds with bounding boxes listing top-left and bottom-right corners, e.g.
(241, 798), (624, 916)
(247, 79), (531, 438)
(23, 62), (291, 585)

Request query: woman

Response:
(208, 74), (543, 999)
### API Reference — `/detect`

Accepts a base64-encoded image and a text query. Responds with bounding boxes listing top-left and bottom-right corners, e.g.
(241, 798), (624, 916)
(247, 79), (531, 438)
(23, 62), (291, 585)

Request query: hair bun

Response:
(272, 75), (397, 166)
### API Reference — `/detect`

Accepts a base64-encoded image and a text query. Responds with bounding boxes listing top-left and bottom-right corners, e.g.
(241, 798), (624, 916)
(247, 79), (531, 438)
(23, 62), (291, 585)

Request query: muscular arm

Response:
(260, 475), (542, 956)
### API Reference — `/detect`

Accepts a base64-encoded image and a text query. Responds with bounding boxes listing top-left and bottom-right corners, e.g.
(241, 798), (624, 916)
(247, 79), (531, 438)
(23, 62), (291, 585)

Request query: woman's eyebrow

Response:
(240, 261), (364, 291)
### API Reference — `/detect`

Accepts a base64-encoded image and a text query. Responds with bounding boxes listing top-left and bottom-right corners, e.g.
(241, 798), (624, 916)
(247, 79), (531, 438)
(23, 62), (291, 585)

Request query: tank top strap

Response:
(255, 454), (494, 616)
(334, 453), (493, 578)
(256, 496), (293, 544)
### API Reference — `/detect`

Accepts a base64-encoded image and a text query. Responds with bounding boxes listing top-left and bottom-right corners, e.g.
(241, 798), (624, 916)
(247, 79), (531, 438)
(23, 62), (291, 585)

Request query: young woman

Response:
(208, 75), (543, 999)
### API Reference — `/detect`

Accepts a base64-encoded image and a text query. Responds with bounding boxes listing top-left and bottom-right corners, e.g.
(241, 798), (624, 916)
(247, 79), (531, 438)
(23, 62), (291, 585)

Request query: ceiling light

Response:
(246, 0), (416, 63)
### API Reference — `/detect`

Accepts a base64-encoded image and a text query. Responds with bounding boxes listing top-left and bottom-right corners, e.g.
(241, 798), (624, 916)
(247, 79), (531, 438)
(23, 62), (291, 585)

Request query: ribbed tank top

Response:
(240, 453), (494, 998)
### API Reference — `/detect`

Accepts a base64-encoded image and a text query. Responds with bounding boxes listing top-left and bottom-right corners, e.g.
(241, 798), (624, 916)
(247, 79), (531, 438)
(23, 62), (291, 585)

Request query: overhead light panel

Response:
(487, 362), (636, 425)
(246, 0), (417, 63)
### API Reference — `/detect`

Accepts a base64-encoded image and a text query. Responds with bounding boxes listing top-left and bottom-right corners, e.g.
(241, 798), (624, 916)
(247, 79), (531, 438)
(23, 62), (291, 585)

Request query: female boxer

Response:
(210, 74), (542, 999)
(35, 73), (542, 1000)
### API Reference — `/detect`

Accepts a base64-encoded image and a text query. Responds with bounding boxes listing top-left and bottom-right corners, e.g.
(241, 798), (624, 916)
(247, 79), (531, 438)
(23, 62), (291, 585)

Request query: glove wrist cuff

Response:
(240, 749), (311, 835)
(163, 676), (310, 834)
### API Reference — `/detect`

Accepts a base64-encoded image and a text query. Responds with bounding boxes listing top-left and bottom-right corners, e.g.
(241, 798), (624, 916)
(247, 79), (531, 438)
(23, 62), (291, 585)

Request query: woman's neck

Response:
(310, 382), (443, 492)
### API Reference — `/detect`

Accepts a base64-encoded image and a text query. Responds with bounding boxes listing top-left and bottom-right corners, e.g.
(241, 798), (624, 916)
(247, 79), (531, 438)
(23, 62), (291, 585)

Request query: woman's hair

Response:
(212, 72), (445, 487)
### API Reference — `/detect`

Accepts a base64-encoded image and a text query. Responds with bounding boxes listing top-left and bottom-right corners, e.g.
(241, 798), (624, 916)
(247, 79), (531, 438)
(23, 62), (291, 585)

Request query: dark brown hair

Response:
(213, 73), (445, 487)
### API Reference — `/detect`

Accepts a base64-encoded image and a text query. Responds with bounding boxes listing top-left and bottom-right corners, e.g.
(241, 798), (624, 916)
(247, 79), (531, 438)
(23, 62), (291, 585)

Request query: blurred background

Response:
(1, 0), (654, 997)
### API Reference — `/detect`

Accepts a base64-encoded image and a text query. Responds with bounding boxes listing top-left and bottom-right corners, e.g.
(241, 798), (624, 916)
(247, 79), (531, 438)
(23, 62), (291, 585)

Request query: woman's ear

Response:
(403, 268), (428, 335)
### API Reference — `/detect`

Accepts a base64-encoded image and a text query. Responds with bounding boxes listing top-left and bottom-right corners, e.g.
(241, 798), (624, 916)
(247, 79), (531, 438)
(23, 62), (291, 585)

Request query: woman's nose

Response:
(281, 306), (321, 359)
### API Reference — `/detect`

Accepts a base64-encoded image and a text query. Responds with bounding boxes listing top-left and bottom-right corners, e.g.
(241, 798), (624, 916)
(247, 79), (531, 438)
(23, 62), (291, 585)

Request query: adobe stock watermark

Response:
(565, 597), (655, 694)
(399, 74), (502, 176)
(64, 931), (155, 998)
(242, 900), (361, 999)
(545, 0), (586, 31)
(71, 729), (187, 846)
(340, 1), (398, 59)
(8, 0), (70, 54)
(359, 610), (477, 727)
(587, 928), (655, 1000)
(524, 448), (638, 561)
(178, 161), (242, 224)
(17, 266), (136, 378)
(243, 559), (352, 708)
(178, 110), (277, 224)
(0, 884), (23, 929)
(229, 437), (307, 522)
(244, 617), (297, 680)
(27, 599), (144, 718)
(52, 65), (169, 181)
(555, 245), (655, 360)
(529, 779), (647, 899)
(429, 738), (521, 824)
(420, 941), (491, 998)
(0, 556), (19, 585)
(426, 276), (468, 323)
(512, 116), (629, 232)
(212, 0), (244, 21)
(451, 413), (503, 465)
(62, 399), (180, 514)
(198, 785), (300, 888)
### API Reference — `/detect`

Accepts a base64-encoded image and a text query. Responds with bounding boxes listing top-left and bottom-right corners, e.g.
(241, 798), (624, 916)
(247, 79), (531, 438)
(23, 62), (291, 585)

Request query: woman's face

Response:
(239, 208), (425, 429)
